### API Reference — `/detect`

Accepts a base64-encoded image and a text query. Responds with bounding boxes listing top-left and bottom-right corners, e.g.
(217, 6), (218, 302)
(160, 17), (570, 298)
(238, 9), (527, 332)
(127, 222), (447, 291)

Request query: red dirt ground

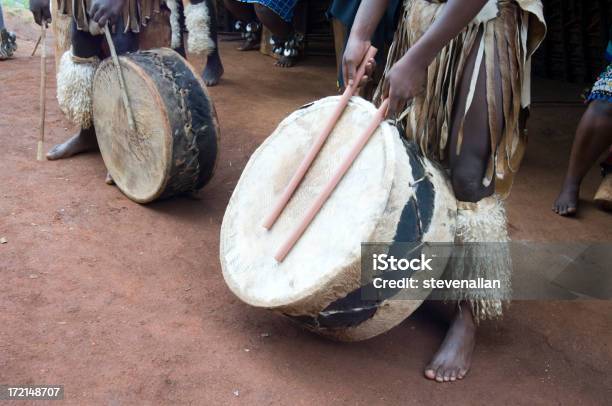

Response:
(1, 13), (611, 405)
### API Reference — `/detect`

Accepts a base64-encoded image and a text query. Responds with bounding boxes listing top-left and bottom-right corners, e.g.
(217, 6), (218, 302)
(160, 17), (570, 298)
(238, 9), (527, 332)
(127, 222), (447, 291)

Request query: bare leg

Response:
(47, 127), (98, 160)
(553, 101), (612, 216)
(202, 0), (224, 86)
(48, 20), (138, 161)
(223, 0), (260, 51)
(425, 29), (501, 383)
(47, 24), (102, 160)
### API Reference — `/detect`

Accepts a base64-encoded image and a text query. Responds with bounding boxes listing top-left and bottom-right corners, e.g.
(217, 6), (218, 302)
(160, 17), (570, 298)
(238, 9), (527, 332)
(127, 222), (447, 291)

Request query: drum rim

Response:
(93, 55), (174, 203)
(173, 48), (222, 192)
(220, 96), (399, 310)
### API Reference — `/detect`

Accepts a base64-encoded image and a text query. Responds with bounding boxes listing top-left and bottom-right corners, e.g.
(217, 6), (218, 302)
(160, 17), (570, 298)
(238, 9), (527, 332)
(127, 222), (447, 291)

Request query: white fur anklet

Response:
(185, 2), (214, 55)
(56, 49), (100, 128)
(446, 195), (511, 321)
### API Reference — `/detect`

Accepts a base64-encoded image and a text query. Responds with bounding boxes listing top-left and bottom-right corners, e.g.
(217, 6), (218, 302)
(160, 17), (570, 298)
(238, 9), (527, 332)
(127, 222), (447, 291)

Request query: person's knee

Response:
(451, 166), (489, 202)
(589, 100), (612, 120)
(583, 101), (612, 133)
(253, 4), (274, 25)
(254, 3), (290, 36)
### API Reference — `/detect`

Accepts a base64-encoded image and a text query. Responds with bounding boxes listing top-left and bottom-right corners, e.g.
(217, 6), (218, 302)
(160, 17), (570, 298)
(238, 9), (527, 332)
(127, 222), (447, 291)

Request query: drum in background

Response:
(220, 97), (456, 342)
(92, 48), (219, 203)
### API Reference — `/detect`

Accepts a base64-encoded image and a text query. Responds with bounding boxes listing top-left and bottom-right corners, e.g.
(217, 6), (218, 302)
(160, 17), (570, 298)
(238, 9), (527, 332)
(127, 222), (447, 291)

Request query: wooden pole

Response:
(36, 25), (47, 161)
(104, 27), (136, 132)
(262, 46), (378, 230)
(274, 99), (390, 262)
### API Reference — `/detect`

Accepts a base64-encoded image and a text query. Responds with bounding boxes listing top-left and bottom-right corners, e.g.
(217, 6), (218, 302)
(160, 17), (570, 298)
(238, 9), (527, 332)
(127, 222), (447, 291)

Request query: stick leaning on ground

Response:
(31, 34), (42, 57)
(36, 25), (46, 161)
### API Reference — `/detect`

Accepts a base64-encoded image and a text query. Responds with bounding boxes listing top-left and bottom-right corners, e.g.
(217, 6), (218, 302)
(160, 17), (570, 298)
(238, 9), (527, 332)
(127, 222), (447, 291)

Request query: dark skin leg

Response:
(254, 3), (303, 67)
(552, 101), (612, 216)
(47, 20), (138, 161)
(200, 0), (224, 86)
(424, 30), (502, 383)
(223, 0), (260, 51)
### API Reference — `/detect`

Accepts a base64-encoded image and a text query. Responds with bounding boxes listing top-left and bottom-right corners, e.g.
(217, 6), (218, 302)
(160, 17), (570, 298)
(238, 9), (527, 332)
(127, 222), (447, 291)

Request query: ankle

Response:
(562, 178), (581, 192)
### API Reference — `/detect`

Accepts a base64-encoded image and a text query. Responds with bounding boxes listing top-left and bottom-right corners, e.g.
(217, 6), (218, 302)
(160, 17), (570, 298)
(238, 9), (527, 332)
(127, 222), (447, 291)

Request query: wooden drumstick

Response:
(262, 46), (378, 230)
(36, 24), (47, 161)
(275, 99), (390, 262)
(104, 26), (136, 132)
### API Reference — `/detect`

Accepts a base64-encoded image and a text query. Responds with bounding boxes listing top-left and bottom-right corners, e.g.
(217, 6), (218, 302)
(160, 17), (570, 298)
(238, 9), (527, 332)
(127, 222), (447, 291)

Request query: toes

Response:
(46, 147), (64, 160)
(450, 368), (458, 382)
(424, 366), (437, 380)
(458, 368), (468, 380)
(435, 367), (445, 383)
(443, 369), (452, 382)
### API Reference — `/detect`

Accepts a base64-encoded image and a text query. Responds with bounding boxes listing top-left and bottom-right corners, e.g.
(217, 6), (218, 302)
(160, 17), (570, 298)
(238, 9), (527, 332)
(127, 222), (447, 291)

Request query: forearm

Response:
(350, 0), (390, 41)
(406, 0), (487, 65)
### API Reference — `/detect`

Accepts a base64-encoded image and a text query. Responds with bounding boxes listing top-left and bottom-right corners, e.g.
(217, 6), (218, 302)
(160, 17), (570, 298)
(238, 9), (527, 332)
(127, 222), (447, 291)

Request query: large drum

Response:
(92, 48), (219, 203)
(220, 97), (456, 341)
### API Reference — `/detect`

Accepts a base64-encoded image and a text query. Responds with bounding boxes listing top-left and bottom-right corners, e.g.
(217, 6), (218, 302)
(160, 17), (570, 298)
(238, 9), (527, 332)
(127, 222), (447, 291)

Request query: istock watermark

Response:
(360, 242), (612, 302)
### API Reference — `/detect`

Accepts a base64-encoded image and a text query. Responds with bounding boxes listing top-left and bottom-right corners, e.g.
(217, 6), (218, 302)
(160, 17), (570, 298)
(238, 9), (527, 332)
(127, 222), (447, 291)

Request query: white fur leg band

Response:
(185, 2), (215, 55)
(165, 0), (182, 49)
(446, 195), (511, 321)
(56, 49), (99, 128)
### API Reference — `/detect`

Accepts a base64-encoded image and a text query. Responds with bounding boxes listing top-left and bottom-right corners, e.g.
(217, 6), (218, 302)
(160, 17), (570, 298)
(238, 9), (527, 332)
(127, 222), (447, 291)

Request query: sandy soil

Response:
(1, 13), (611, 406)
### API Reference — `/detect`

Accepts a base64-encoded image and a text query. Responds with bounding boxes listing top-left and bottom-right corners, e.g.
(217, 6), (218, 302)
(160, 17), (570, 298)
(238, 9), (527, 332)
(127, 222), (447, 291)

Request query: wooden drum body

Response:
(220, 97), (456, 341)
(92, 48), (219, 203)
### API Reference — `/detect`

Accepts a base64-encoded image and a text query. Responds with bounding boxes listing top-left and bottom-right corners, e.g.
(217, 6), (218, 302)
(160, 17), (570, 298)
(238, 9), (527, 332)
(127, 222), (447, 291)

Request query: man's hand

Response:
(29, 0), (52, 26)
(89, 0), (125, 27)
(342, 36), (375, 89)
(383, 49), (428, 119)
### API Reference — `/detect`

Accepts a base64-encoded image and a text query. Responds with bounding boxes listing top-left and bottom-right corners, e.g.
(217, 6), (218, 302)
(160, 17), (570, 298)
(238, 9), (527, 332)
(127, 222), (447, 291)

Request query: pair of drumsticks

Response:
(36, 23), (135, 161)
(263, 46), (390, 262)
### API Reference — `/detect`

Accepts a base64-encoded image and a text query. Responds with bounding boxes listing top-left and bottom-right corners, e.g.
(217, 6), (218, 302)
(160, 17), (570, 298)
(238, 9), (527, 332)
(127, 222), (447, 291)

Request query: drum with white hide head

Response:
(220, 97), (456, 341)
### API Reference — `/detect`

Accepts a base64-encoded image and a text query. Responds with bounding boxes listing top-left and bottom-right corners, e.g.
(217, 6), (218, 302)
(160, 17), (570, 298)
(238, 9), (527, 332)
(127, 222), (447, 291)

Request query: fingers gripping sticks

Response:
(261, 46), (378, 231)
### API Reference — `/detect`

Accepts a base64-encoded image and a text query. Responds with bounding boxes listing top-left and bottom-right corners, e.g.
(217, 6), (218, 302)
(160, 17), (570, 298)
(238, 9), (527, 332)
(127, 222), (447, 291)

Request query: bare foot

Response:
(203, 52), (224, 86)
(424, 303), (476, 383)
(46, 128), (98, 160)
(238, 36), (260, 51)
(275, 55), (296, 68)
(552, 181), (579, 216)
(105, 172), (114, 185)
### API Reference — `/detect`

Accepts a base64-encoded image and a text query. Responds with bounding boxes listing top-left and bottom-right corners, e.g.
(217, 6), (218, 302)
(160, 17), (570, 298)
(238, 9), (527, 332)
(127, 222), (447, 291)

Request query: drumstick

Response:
(36, 25), (47, 161)
(275, 98), (390, 262)
(104, 27), (136, 132)
(262, 46), (378, 230)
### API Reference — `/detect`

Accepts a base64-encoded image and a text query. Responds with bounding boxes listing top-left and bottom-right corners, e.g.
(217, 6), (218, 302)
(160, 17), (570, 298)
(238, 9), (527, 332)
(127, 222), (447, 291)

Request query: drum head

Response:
(93, 56), (172, 203)
(221, 97), (400, 311)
